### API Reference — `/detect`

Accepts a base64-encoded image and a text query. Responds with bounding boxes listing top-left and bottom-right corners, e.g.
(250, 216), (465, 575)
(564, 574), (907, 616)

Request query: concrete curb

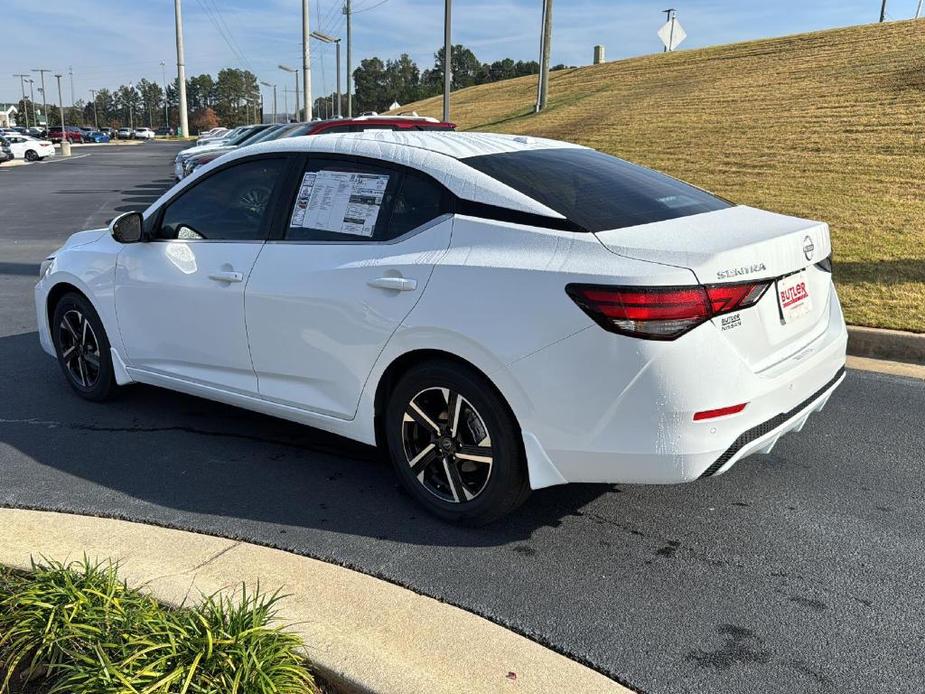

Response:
(0, 508), (630, 694)
(847, 325), (925, 366)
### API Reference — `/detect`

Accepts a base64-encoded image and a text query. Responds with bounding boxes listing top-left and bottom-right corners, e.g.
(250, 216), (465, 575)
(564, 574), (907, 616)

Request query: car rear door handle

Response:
(208, 271), (244, 283)
(367, 276), (417, 292)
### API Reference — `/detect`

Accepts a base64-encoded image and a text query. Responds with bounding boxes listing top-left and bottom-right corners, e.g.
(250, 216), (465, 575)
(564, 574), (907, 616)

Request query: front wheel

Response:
(384, 361), (531, 525)
(51, 292), (118, 402)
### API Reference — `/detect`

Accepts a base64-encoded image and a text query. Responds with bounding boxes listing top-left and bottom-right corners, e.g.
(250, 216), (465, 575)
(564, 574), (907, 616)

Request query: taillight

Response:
(566, 281), (770, 340)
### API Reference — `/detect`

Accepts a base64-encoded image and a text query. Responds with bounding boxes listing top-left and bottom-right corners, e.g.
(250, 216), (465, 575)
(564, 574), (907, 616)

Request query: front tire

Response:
(385, 361), (531, 525)
(51, 292), (117, 402)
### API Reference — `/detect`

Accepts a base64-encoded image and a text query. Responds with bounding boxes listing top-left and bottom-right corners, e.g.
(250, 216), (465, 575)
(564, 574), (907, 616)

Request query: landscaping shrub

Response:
(0, 558), (317, 694)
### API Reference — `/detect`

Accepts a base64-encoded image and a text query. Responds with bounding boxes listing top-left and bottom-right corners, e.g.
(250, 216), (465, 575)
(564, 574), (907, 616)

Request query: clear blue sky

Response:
(3, 0), (920, 106)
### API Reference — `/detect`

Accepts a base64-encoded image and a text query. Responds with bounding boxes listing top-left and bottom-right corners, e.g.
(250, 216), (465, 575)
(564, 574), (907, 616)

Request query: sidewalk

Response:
(0, 508), (630, 694)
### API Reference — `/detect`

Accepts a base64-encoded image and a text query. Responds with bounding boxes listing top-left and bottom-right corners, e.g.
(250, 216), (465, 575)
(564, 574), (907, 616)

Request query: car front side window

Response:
(158, 158), (286, 242)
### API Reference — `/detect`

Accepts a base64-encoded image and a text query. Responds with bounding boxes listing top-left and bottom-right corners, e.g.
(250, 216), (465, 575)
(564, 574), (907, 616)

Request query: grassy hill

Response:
(395, 20), (925, 333)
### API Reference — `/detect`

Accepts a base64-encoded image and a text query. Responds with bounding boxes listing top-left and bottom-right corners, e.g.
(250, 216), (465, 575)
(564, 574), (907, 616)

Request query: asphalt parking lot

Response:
(1, 143), (924, 694)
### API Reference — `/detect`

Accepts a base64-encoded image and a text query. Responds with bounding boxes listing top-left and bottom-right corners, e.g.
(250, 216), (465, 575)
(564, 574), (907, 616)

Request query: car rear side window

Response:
(158, 158), (286, 241)
(462, 148), (732, 232)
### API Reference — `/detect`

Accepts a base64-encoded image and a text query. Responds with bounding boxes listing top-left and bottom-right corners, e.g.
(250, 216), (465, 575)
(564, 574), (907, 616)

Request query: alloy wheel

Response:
(57, 309), (101, 389)
(401, 387), (494, 503)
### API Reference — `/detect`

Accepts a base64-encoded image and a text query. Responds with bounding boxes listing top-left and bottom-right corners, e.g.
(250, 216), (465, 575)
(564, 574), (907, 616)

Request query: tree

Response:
(386, 54), (421, 106)
(137, 79), (164, 127)
(190, 107), (219, 132)
(114, 84), (142, 127)
(353, 57), (388, 113)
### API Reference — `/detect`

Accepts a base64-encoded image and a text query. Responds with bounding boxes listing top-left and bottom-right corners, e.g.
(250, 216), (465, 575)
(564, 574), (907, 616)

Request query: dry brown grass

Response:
(396, 20), (925, 332)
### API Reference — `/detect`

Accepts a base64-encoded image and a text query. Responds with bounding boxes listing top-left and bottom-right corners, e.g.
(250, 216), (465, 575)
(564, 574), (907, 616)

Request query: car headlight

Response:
(39, 257), (54, 280)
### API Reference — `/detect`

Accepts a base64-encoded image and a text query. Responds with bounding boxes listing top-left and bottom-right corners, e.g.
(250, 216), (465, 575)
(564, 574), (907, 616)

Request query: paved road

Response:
(1, 144), (923, 694)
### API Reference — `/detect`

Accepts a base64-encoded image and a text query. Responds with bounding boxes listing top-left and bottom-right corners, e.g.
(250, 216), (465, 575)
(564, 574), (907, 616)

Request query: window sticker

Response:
(290, 170), (390, 237)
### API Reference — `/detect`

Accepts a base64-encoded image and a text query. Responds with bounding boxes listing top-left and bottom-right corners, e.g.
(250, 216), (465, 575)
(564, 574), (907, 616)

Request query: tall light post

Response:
(160, 60), (170, 129)
(55, 73), (71, 156)
(89, 89), (99, 130)
(174, 0), (189, 136)
(32, 69), (51, 130)
(443, 0), (451, 122)
(345, 0), (352, 116)
(127, 83), (135, 132)
(301, 0), (313, 121)
(536, 0), (553, 112)
(260, 81), (277, 124)
(279, 65), (299, 121)
(311, 31), (341, 118)
(13, 74), (30, 127)
(26, 79), (37, 127)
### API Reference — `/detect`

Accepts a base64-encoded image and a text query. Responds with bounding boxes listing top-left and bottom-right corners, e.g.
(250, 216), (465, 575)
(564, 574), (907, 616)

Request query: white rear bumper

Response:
(508, 286), (849, 487)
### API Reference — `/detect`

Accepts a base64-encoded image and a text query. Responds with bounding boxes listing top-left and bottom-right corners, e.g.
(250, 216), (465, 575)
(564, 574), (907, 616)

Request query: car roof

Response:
(183, 131), (586, 219)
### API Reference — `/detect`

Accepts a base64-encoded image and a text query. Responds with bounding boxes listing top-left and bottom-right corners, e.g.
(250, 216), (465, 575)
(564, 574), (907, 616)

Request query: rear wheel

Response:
(24, 150), (38, 162)
(51, 293), (117, 402)
(385, 361), (531, 525)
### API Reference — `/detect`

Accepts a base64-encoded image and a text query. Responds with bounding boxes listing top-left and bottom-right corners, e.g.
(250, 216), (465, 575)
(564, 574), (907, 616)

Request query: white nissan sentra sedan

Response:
(34, 131), (847, 524)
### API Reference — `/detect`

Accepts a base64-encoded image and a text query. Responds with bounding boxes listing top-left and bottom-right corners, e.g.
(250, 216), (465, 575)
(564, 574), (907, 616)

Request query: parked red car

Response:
(47, 126), (83, 144)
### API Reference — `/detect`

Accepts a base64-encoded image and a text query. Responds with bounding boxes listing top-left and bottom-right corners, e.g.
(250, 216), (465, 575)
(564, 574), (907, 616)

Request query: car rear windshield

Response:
(462, 148), (732, 232)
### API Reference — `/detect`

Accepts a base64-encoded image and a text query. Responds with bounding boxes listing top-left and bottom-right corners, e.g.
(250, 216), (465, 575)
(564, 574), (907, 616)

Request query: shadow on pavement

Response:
(0, 331), (607, 549)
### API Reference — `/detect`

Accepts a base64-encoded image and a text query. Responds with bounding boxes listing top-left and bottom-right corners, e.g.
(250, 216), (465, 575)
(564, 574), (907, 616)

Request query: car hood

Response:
(60, 228), (107, 251)
(179, 142), (235, 158)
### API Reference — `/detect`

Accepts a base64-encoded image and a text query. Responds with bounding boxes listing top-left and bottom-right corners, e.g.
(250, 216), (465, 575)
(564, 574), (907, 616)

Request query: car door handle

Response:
(208, 271), (244, 283)
(367, 276), (417, 292)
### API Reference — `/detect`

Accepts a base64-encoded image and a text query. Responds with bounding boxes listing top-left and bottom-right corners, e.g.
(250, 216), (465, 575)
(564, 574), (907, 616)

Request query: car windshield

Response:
(242, 125), (286, 145)
(224, 127), (260, 145)
(462, 147), (732, 232)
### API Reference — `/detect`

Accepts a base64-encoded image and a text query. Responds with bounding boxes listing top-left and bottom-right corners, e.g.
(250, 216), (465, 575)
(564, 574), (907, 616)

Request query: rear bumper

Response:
(507, 285), (848, 487)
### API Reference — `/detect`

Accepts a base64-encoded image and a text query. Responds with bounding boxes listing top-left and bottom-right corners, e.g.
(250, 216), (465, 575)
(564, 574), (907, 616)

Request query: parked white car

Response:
(34, 131), (847, 524)
(134, 127), (155, 140)
(5, 134), (55, 161)
(116, 127), (133, 140)
(195, 127), (229, 146)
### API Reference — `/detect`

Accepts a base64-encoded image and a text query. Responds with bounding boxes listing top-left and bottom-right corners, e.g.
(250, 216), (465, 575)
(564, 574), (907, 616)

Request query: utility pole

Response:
(32, 69), (51, 129)
(14, 74), (30, 127)
(880, 0), (887, 21)
(302, 0), (313, 120)
(536, 0), (552, 112)
(279, 65), (299, 121)
(160, 61), (170, 129)
(174, 0), (189, 136)
(916, 0), (923, 18)
(89, 89), (99, 130)
(443, 0), (452, 122)
(260, 81), (277, 124)
(345, 0), (352, 117)
(68, 66), (75, 108)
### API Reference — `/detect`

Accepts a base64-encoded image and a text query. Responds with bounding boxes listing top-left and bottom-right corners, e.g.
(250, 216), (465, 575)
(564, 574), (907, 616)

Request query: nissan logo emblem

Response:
(803, 236), (815, 262)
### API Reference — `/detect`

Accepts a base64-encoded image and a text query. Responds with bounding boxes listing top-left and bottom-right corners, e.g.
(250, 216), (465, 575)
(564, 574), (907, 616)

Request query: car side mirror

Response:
(110, 211), (145, 244)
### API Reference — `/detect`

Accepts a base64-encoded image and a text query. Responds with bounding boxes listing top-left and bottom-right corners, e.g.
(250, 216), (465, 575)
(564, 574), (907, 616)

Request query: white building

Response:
(0, 104), (18, 128)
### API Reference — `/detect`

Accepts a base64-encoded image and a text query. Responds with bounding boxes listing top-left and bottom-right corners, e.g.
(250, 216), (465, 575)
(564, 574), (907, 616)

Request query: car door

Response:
(114, 156), (289, 393)
(245, 156), (454, 419)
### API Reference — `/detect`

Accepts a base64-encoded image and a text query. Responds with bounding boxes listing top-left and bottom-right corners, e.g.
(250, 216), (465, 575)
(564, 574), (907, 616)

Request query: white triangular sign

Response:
(657, 18), (687, 51)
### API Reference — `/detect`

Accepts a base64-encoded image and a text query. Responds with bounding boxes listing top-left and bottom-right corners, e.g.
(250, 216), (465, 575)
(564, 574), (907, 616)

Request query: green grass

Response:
(0, 559), (318, 694)
(395, 20), (925, 332)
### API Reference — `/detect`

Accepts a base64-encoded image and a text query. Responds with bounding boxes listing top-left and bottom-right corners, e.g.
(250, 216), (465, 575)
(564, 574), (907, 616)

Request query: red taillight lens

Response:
(693, 403), (748, 421)
(567, 281), (769, 340)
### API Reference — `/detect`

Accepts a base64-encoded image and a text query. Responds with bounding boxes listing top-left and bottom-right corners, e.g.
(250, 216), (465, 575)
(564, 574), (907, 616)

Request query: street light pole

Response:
(311, 31), (342, 119)
(260, 82), (277, 124)
(160, 61), (170, 129)
(89, 89), (99, 130)
(345, 0), (352, 117)
(443, 0), (451, 122)
(174, 0), (189, 136)
(55, 73), (71, 156)
(279, 65), (299, 121)
(128, 83), (135, 132)
(32, 69), (51, 130)
(26, 79), (37, 128)
(13, 74), (30, 127)
(302, 0), (313, 120)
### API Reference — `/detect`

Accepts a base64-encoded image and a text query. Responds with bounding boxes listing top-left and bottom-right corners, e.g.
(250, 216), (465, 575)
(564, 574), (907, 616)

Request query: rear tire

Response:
(384, 360), (531, 525)
(51, 292), (118, 402)
(24, 150), (38, 162)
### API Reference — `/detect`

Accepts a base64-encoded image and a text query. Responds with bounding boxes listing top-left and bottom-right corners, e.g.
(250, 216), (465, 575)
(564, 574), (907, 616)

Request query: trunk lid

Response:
(594, 205), (834, 372)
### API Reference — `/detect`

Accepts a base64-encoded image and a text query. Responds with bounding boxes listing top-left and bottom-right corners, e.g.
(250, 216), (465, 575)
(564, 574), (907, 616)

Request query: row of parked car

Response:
(174, 114), (455, 180)
(0, 123), (164, 163)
